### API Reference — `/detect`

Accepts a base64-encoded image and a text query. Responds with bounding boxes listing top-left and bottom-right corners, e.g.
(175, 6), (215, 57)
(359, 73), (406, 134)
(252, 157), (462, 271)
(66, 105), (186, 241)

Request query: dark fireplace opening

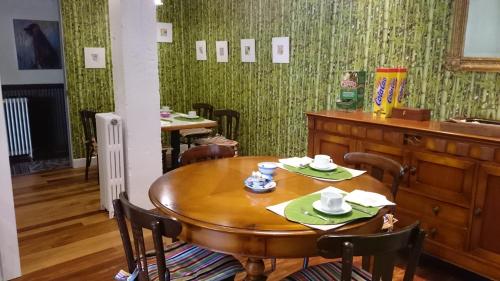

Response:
(2, 84), (70, 175)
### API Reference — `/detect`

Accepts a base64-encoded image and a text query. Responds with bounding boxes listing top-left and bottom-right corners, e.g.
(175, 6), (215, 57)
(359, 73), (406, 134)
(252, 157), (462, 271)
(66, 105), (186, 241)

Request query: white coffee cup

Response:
(321, 191), (343, 211)
(188, 110), (197, 117)
(162, 106), (170, 111)
(314, 154), (332, 168)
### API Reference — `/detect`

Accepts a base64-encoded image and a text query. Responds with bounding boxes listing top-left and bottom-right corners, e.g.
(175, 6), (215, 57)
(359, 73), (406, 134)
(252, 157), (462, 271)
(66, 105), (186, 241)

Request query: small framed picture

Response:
(157, 22), (173, 43)
(196, 41), (207, 61)
(216, 41), (229, 63)
(272, 37), (290, 64)
(84, 47), (106, 68)
(241, 39), (256, 63)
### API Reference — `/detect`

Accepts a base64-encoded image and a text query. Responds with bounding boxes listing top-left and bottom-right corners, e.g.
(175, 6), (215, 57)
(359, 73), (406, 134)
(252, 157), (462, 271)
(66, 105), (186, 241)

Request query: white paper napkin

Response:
(344, 189), (395, 207)
(277, 157), (366, 182)
(266, 186), (349, 231)
(278, 157), (313, 168)
(160, 120), (171, 126)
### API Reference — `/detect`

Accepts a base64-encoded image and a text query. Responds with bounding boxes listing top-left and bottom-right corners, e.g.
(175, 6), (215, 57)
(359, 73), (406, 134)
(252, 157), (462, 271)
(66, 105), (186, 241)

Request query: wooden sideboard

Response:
(307, 110), (500, 280)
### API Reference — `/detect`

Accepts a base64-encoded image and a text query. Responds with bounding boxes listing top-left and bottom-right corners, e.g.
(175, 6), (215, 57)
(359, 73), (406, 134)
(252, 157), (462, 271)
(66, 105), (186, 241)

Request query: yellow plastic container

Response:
(393, 68), (408, 109)
(372, 68), (401, 117)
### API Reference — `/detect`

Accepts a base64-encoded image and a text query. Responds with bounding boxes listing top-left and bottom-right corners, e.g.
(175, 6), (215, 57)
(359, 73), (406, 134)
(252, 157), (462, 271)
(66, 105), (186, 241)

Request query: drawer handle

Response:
(429, 227), (438, 238)
(432, 206), (440, 215)
(409, 166), (417, 175)
(404, 134), (422, 146)
(474, 208), (482, 216)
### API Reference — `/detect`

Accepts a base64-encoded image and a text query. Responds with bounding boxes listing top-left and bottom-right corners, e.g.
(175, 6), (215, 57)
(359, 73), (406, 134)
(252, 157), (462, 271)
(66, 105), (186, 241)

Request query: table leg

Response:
(170, 130), (181, 169)
(244, 257), (267, 281)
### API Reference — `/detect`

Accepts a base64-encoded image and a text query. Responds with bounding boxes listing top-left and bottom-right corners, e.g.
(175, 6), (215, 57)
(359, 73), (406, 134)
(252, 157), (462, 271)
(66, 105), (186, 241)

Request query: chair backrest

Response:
(343, 152), (405, 198)
(193, 103), (214, 120)
(180, 144), (235, 166)
(317, 222), (426, 281)
(113, 192), (182, 281)
(80, 109), (97, 143)
(214, 109), (240, 140)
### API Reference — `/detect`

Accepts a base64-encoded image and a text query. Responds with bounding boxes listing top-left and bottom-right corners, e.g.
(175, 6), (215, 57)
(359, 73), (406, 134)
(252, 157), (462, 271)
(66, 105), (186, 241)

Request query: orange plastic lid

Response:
(376, 67), (407, 72)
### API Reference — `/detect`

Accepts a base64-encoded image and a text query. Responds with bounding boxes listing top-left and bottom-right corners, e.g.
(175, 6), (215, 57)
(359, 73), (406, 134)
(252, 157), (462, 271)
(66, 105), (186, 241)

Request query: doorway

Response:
(0, 0), (71, 176)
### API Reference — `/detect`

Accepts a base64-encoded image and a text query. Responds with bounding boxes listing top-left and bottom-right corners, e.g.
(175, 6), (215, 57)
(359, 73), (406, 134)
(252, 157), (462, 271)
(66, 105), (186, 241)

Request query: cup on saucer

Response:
(188, 110), (197, 118)
(258, 162), (278, 180)
(320, 191), (343, 212)
(314, 155), (332, 168)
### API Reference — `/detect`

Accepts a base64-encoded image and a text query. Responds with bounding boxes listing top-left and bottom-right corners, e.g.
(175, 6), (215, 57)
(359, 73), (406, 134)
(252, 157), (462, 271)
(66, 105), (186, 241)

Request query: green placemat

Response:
(283, 164), (352, 180)
(284, 193), (379, 225)
(174, 116), (205, 122)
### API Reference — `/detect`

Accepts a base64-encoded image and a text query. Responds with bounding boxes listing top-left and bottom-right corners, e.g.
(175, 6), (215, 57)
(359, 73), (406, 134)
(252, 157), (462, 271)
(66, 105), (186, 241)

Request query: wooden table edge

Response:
(161, 120), (217, 131)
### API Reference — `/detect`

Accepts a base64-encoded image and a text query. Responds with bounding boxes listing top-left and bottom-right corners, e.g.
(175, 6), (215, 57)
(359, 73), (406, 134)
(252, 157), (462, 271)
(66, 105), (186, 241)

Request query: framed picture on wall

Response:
(13, 19), (62, 70)
(157, 22), (173, 43)
(241, 39), (256, 63)
(84, 47), (106, 68)
(272, 37), (290, 64)
(196, 40), (207, 61)
(216, 41), (229, 63)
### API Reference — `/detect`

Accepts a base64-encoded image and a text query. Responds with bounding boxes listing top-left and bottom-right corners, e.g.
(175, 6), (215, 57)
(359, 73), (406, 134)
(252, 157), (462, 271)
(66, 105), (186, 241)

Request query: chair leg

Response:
(270, 258), (276, 272)
(85, 148), (91, 181)
(302, 257), (309, 269)
(161, 149), (168, 173)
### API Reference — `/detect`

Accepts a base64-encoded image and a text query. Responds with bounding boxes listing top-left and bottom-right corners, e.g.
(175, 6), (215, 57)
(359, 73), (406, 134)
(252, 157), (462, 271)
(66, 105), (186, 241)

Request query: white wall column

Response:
(0, 75), (21, 280)
(108, 0), (162, 209)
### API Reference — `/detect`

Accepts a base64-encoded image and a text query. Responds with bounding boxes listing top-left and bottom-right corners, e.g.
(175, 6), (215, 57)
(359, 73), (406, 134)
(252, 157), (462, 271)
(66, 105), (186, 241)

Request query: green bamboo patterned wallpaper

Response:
(61, 0), (499, 158)
(61, 0), (114, 158)
(157, 0), (499, 157)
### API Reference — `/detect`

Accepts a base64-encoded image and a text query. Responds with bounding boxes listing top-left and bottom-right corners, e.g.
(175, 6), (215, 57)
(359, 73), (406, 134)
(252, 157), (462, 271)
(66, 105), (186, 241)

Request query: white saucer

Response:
(312, 200), (352, 215)
(244, 177), (276, 193)
(184, 115), (199, 119)
(309, 162), (337, 171)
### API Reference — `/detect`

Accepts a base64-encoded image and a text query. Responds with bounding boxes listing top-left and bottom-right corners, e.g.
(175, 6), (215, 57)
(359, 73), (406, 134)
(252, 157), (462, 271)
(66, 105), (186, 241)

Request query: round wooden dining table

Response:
(149, 156), (392, 281)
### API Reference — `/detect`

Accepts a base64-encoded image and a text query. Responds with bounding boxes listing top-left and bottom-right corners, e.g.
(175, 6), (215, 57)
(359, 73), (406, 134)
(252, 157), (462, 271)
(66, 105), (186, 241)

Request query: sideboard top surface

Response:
(307, 111), (500, 144)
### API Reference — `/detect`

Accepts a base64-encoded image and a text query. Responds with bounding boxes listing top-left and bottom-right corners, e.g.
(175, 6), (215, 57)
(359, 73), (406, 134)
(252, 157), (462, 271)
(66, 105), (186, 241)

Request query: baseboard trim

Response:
(72, 157), (97, 168)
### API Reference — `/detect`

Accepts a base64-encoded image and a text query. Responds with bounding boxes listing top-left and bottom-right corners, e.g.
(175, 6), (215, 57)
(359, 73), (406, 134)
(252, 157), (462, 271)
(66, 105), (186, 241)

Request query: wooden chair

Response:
(343, 152), (405, 199)
(79, 109), (97, 180)
(283, 222), (426, 281)
(180, 103), (215, 148)
(214, 109), (240, 140)
(180, 144), (235, 166)
(301, 152), (405, 271)
(193, 103), (215, 120)
(195, 109), (240, 153)
(113, 192), (244, 281)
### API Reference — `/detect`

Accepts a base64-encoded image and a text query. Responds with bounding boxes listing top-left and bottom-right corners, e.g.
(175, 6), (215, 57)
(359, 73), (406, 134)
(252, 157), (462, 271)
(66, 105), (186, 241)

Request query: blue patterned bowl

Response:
(258, 162), (278, 177)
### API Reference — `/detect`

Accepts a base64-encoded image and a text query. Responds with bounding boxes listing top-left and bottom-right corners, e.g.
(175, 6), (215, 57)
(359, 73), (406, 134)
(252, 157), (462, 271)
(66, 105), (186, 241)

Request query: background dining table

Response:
(149, 156), (393, 281)
(160, 113), (217, 168)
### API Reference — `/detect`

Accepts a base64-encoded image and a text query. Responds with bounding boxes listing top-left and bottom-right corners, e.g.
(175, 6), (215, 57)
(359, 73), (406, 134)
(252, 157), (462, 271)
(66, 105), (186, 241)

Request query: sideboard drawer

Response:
(396, 189), (469, 227)
(409, 151), (475, 206)
(397, 208), (468, 250)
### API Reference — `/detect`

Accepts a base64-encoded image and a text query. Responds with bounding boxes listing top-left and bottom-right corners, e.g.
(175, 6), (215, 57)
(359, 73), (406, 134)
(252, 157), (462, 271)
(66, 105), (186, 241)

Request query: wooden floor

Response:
(11, 167), (489, 281)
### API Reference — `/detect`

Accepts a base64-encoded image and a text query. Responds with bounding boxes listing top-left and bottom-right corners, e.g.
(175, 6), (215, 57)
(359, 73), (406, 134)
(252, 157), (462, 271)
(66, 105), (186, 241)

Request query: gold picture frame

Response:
(445, 0), (500, 72)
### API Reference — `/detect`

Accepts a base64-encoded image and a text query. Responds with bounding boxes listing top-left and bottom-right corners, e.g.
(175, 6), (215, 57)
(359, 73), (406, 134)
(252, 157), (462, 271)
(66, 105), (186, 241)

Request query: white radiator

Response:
(96, 113), (125, 218)
(3, 98), (32, 157)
